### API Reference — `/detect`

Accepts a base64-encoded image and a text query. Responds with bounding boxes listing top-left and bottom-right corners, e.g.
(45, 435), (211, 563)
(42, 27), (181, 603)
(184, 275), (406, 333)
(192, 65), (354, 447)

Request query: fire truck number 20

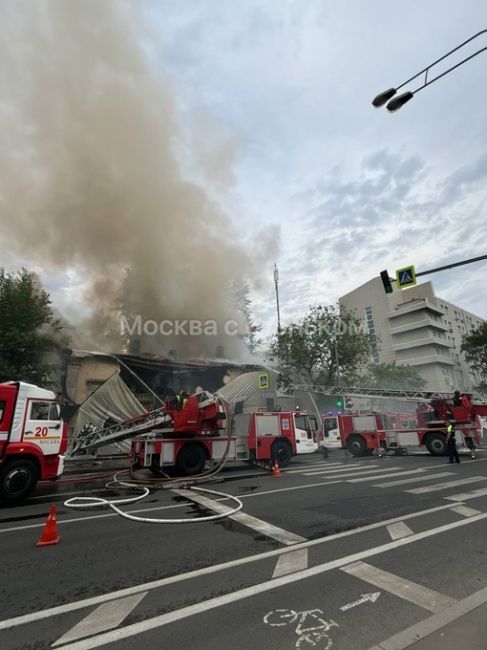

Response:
(34, 427), (49, 436)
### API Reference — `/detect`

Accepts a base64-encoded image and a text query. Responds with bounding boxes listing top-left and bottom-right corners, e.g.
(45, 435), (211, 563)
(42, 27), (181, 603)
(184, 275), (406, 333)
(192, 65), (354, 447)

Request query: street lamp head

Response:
(372, 88), (397, 107)
(386, 91), (414, 112)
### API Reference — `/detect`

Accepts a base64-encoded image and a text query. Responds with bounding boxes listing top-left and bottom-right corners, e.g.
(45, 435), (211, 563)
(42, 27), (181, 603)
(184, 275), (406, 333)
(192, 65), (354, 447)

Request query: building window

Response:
(364, 306), (380, 364)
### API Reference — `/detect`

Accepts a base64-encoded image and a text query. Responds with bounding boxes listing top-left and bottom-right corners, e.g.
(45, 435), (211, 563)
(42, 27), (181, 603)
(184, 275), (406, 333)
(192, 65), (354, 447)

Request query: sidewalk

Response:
(369, 585), (487, 650)
(409, 602), (487, 649)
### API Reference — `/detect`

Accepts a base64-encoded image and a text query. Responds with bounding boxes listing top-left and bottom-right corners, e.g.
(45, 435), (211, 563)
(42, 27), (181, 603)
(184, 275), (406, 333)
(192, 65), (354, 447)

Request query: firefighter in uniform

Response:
(445, 410), (460, 464)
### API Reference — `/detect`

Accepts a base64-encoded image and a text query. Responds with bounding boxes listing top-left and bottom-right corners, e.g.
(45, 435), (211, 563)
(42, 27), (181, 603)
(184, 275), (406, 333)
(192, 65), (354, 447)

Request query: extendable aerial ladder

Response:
(70, 407), (171, 455)
(293, 384), (455, 400)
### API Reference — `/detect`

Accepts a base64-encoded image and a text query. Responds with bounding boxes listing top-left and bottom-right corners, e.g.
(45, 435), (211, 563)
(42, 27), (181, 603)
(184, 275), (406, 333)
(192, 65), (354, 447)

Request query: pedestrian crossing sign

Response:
(258, 372), (270, 389)
(396, 265), (417, 288)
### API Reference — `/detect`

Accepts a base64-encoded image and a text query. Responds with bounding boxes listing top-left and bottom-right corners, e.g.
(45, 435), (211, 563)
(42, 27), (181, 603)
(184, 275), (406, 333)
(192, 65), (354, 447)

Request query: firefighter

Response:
(174, 391), (189, 410)
(445, 410), (460, 464)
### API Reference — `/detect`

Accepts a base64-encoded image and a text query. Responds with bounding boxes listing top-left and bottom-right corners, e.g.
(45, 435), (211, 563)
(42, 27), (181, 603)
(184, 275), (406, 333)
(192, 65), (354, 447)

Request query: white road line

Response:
(4, 458), (487, 535)
(386, 522), (414, 540)
(349, 469), (426, 483)
(311, 468), (407, 480)
(305, 465), (395, 476)
(341, 561), (456, 613)
(367, 584), (487, 650)
(407, 476), (487, 494)
(272, 549), (309, 578)
(286, 462), (347, 473)
(449, 504), (482, 517)
(374, 472), (454, 488)
(0, 502), (465, 632)
(0, 480), (346, 535)
(52, 593), (147, 646)
(445, 486), (487, 502)
(174, 489), (306, 546)
(302, 464), (384, 476)
(45, 513), (487, 650)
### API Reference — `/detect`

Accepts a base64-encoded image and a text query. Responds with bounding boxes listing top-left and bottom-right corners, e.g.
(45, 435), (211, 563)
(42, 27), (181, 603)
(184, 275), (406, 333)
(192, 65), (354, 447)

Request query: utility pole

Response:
(274, 263), (281, 335)
(335, 340), (341, 387)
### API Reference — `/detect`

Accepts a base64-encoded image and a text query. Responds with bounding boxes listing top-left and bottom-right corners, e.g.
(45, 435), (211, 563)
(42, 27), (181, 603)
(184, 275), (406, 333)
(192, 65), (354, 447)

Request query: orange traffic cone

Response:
(36, 504), (61, 547)
(272, 461), (281, 478)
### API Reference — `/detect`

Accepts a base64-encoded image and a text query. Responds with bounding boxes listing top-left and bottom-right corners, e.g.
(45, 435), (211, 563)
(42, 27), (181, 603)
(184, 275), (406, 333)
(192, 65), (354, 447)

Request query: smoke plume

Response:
(0, 0), (278, 358)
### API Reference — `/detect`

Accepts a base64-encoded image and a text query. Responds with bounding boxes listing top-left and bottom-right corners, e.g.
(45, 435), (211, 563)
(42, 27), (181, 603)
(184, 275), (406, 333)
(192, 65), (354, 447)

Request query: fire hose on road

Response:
(63, 456), (244, 525)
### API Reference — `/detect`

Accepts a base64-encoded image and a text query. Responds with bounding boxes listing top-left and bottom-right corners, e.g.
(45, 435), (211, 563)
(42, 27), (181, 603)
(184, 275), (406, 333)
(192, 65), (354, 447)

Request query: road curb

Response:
(368, 585), (487, 650)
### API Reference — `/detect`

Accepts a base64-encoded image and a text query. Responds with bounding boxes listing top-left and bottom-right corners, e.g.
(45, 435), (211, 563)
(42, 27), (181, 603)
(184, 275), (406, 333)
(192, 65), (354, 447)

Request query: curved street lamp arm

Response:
(411, 46), (487, 95)
(396, 29), (487, 91)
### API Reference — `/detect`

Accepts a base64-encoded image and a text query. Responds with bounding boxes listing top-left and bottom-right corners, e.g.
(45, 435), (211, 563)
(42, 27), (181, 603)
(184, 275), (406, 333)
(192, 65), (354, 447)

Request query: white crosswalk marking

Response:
(374, 472), (454, 488)
(445, 486), (487, 502)
(449, 505), (482, 517)
(387, 522), (414, 540)
(272, 549), (309, 578)
(285, 462), (347, 474)
(52, 592), (147, 646)
(285, 462), (362, 474)
(309, 467), (405, 481)
(348, 469), (426, 483)
(406, 476), (487, 494)
(304, 464), (384, 476)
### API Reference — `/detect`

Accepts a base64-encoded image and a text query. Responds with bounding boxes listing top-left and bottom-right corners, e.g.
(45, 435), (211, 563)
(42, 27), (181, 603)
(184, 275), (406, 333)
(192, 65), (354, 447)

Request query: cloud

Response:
(273, 147), (487, 324)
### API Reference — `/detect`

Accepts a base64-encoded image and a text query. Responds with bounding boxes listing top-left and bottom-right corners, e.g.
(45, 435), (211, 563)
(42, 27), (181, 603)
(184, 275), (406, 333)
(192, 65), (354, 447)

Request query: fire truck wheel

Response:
(176, 444), (207, 476)
(0, 459), (39, 504)
(425, 432), (447, 456)
(346, 435), (366, 457)
(271, 440), (292, 467)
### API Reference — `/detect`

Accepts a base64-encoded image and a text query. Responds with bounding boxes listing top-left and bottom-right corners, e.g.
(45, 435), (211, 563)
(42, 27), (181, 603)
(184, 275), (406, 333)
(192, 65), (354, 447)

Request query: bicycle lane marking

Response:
(0, 502), (468, 632)
(47, 511), (487, 650)
(264, 608), (338, 649)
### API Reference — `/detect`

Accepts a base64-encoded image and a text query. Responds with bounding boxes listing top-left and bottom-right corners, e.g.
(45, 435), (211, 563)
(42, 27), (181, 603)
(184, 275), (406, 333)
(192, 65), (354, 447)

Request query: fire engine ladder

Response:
(71, 407), (171, 455)
(293, 385), (453, 400)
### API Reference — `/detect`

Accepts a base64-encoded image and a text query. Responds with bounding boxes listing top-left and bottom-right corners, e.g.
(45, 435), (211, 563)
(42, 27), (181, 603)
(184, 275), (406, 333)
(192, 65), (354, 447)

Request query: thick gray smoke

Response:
(0, 0), (278, 358)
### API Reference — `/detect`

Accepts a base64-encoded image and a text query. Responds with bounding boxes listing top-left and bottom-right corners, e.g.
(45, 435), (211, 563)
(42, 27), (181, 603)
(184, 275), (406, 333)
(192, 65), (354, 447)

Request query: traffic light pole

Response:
(414, 254), (487, 278)
(382, 253), (487, 290)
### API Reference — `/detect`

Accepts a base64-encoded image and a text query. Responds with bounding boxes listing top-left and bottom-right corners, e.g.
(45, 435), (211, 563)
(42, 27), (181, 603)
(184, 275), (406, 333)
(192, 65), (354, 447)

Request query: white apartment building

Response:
(340, 278), (485, 393)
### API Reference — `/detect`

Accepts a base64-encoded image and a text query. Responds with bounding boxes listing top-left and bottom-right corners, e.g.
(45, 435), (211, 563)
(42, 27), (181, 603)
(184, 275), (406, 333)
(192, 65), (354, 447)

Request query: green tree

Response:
(362, 362), (427, 390)
(267, 305), (371, 385)
(0, 268), (62, 384)
(461, 323), (487, 391)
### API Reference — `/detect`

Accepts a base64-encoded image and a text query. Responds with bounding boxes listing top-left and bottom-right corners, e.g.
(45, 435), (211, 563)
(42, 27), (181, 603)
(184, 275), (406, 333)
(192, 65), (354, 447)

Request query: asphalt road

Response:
(1, 449), (487, 649)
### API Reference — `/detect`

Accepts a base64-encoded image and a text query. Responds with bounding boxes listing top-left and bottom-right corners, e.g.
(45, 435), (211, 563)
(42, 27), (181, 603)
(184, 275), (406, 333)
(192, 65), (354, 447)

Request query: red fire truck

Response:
(130, 392), (310, 475)
(0, 381), (68, 503)
(322, 394), (487, 457)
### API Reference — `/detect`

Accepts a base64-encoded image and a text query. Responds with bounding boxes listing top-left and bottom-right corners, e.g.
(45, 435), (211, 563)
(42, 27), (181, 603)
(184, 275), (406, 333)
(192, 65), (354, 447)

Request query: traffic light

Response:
(336, 397), (343, 408)
(380, 270), (393, 294)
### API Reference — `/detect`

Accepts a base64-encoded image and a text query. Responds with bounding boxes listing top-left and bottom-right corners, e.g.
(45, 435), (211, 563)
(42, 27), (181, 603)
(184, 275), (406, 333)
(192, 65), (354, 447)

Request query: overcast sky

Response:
(146, 0), (487, 332)
(2, 0), (487, 339)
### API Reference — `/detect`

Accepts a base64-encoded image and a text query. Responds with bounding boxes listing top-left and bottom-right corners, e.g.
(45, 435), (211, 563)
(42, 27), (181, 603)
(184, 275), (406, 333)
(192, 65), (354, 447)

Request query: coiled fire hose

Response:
(64, 471), (243, 523)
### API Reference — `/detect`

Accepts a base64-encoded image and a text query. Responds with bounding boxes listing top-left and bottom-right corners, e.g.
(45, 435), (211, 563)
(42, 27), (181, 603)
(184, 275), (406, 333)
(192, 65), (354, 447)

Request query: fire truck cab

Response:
(322, 413), (382, 456)
(0, 381), (68, 503)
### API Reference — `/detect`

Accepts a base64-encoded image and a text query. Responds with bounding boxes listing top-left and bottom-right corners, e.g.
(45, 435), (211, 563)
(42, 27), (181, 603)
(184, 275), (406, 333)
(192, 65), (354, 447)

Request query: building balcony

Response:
(391, 337), (452, 351)
(395, 354), (456, 366)
(389, 318), (449, 335)
(388, 299), (445, 319)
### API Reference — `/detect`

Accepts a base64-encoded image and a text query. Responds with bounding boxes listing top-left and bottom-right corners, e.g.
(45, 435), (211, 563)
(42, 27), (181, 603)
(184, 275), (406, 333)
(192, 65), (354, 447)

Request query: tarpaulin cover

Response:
(73, 373), (146, 438)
